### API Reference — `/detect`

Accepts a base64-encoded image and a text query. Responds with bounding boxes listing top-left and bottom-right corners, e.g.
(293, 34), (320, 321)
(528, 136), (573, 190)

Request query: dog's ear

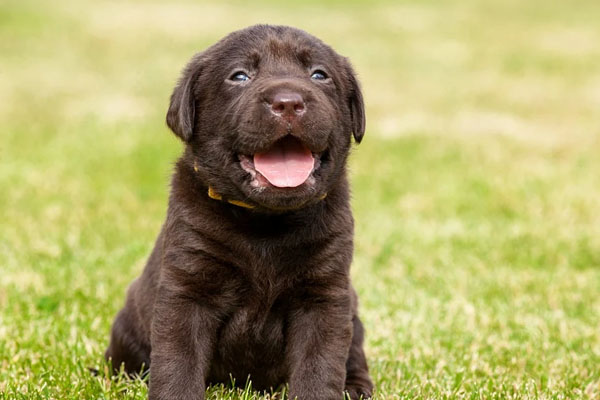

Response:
(166, 54), (204, 142)
(345, 60), (366, 143)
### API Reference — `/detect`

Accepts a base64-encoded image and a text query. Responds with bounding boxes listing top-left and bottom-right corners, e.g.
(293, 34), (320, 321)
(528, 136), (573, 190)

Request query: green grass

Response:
(1, 0), (600, 398)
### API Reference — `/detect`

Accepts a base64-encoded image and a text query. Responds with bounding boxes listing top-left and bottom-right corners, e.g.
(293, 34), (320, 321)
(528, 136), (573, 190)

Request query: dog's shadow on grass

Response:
(89, 363), (367, 399)
(90, 362), (290, 399)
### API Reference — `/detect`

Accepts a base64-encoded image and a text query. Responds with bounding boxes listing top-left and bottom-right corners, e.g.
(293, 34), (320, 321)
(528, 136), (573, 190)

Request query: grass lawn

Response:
(1, 0), (600, 398)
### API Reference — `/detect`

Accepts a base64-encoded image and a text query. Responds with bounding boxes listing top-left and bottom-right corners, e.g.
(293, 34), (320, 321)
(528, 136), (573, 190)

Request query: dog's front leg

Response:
(287, 293), (353, 400)
(148, 288), (219, 400)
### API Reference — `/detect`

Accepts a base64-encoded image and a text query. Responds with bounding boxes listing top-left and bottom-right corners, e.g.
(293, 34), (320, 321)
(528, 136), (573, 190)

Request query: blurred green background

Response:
(1, 0), (599, 398)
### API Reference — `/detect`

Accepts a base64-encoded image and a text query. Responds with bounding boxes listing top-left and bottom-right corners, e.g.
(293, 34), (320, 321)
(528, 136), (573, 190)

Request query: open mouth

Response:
(238, 136), (322, 189)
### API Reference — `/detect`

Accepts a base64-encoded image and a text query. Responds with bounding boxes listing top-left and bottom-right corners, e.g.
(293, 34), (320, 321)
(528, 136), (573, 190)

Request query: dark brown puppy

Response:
(105, 25), (372, 400)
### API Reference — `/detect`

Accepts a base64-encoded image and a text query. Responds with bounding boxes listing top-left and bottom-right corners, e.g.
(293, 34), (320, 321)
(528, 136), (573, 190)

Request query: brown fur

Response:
(105, 25), (372, 400)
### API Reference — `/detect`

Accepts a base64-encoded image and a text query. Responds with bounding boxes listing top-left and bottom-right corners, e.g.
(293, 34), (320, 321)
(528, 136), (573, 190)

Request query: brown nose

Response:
(270, 92), (306, 119)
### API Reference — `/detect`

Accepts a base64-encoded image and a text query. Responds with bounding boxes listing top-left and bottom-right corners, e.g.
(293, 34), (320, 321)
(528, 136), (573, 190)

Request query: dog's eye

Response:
(230, 71), (250, 82)
(310, 70), (328, 80)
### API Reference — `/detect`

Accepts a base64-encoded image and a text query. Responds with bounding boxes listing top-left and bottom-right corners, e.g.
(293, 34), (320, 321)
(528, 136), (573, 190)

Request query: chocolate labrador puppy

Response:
(105, 24), (373, 400)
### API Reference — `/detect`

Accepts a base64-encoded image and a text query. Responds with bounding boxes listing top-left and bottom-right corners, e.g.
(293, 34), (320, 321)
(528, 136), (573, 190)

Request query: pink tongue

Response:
(254, 137), (315, 188)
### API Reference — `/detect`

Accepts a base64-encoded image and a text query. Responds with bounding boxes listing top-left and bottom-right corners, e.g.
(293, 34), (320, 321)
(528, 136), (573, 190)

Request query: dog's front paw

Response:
(344, 382), (373, 400)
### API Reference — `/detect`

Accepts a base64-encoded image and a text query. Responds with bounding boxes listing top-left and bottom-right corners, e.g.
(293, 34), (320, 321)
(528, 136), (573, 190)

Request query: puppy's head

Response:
(167, 25), (365, 211)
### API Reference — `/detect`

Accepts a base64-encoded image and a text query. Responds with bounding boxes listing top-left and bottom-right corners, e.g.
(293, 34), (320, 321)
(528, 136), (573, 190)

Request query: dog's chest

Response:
(204, 235), (322, 386)
(209, 279), (291, 385)
(222, 282), (288, 350)
(223, 302), (285, 346)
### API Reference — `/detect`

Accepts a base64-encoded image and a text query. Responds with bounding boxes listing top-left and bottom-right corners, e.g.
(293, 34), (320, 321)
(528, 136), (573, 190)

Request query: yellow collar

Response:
(207, 186), (255, 209)
(207, 186), (327, 210)
(194, 160), (255, 209)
